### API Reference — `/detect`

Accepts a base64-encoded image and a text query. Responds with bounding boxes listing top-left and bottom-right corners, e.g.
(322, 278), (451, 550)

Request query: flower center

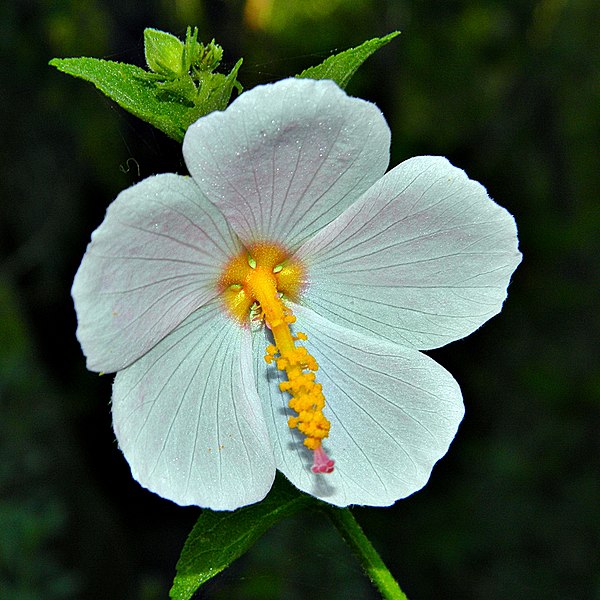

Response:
(219, 242), (334, 474)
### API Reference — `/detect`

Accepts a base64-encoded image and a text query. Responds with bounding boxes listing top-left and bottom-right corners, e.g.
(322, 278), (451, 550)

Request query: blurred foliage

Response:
(1, 0), (599, 599)
(0, 281), (78, 599)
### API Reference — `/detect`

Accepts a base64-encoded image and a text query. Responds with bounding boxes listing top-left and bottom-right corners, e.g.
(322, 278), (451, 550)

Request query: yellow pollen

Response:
(218, 242), (334, 470)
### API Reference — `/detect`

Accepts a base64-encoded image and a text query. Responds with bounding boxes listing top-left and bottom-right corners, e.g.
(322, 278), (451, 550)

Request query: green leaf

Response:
(49, 56), (242, 142)
(170, 475), (314, 600)
(297, 31), (400, 89)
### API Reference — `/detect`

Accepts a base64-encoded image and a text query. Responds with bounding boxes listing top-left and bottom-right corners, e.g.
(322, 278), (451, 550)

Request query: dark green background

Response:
(1, 1), (598, 599)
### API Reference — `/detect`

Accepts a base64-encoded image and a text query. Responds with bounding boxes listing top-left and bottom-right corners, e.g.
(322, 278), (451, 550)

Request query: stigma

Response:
(219, 242), (334, 474)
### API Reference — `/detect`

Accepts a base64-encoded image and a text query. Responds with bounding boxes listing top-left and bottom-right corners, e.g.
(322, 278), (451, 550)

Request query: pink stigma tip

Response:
(311, 445), (335, 474)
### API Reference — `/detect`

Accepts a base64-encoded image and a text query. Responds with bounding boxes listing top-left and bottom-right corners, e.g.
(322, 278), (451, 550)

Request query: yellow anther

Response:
(269, 326), (331, 452)
(304, 438), (321, 451)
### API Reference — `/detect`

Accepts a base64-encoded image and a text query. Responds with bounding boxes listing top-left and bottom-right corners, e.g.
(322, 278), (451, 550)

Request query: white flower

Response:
(72, 78), (521, 510)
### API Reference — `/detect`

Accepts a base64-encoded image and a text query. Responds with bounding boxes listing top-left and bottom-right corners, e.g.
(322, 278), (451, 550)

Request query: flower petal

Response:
(72, 174), (241, 372)
(297, 156), (522, 350)
(253, 304), (464, 507)
(183, 78), (390, 249)
(113, 301), (275, 510)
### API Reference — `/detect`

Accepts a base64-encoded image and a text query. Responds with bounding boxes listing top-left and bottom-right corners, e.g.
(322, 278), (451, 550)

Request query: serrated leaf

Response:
(297, 31), (400, 89)
(170, 475), (314, 600)
(49, 57), (242, 142)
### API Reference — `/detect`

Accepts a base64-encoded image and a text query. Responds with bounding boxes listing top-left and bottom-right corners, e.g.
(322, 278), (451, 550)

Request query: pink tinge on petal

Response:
(183, 78), (391, 250)
(311, 444), (335, 474)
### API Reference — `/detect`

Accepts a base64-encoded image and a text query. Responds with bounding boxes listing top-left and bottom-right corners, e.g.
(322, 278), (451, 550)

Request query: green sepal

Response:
(193, 66), (243, 116)
(144, 28), (186, 78)
(169, 475), (315, 600)
(297, 31), (400, 89)
(49, 56), (242, 142)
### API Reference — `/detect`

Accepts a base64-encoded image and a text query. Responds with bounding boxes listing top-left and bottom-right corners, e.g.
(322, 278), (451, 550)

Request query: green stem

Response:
(326, 507), (409, 600)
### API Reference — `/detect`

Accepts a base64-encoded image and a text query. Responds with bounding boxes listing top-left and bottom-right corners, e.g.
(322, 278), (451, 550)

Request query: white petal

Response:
(252, 304), (464, 507)
(113, 301), (275, 510)
(183, 78), (390, 249)
(297, 156), (522, 350)
(72, 174), (241, 373)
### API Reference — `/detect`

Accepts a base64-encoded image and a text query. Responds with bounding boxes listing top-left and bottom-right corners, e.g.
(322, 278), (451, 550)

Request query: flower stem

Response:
(326, 507), (409, 600)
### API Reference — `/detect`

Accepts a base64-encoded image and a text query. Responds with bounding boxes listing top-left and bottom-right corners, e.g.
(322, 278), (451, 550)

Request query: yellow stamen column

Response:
(244, 258), (334, 474)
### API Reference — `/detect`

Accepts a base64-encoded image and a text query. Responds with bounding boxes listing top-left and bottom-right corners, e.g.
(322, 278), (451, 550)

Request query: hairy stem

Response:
(326, 507), (409, 600)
